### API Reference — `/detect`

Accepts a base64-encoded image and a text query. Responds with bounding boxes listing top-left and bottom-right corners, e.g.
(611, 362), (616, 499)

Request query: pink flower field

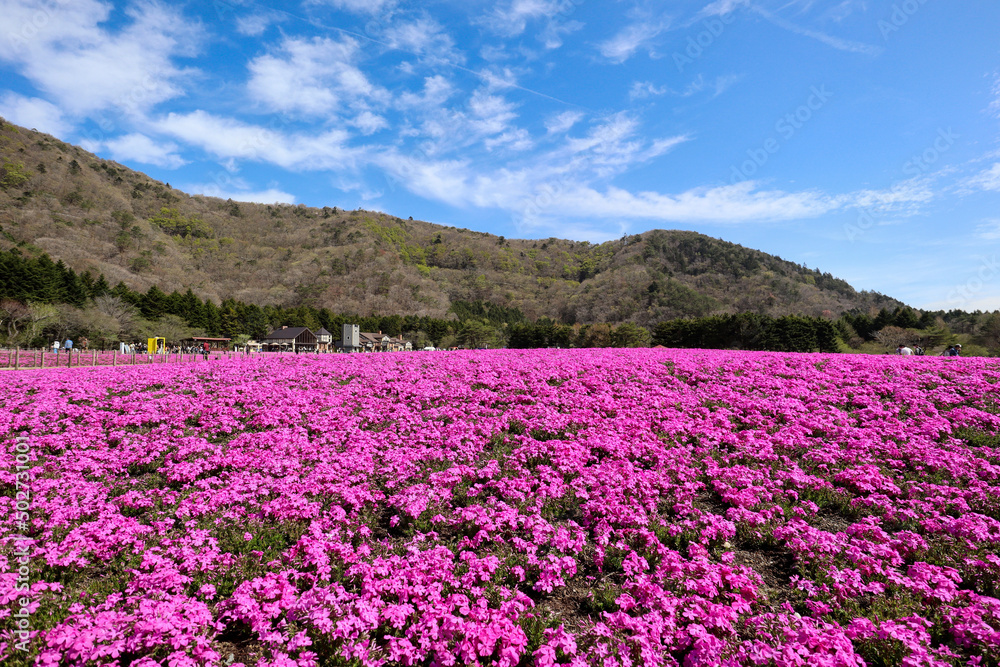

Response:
(3, 349), (1000, 666)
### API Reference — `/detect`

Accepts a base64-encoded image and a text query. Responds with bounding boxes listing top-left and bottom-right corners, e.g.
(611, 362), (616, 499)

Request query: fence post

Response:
(14, 347), (19, 370)
(68, 350), (72, 368)
(93, 350), (97, 366)
(113, 351), (117, 367)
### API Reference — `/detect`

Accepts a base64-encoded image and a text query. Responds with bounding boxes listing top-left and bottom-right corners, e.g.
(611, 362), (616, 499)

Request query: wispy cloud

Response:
(478, 0), (583, 49)
(976, 219), (1000, 240)
(965, 163), (1000, 192)
(629, 81), (668, 101)
(751, 5), (881, 56)
(188, 184), (297, 205)
(307, 0), (396, 16)
(235, 13), (280, 37)
(0, 92), (71, 137)
(848, 177), (936, 212)
(481, 0), (566, 36)
(545, 110), (584, 134)
(103, 133), (187, 169)
(695, 0), (750, 20)
(598, 21), (665, 64)
(680, 74), (742, 98)
(153, 110), (360, 170)
(381, 17), (464, 64)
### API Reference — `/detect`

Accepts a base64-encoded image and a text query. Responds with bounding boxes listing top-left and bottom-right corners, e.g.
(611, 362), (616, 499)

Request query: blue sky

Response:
(1, 0), (999, 311)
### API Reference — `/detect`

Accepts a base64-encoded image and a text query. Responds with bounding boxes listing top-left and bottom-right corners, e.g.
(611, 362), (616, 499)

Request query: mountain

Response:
(0, 118), (900, 325)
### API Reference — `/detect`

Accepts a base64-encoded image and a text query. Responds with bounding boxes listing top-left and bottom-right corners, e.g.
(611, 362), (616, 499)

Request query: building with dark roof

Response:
(262, 326), (318, 352)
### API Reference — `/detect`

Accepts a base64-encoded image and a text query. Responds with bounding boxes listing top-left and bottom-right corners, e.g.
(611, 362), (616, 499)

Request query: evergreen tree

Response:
(110, 281), (141, 307)
(815, 320), (841, 353)
(33, 255), (65, 303)
(164, 291), (186, 317)
(203, 300), (221, 336)
(893, 307), (920, 329)
(219, 306), (241, 338)
(180, 289), (206, 329)
(56, 260), (87, 307)
(90, 274), (110, 299)
(240, 304), (270, 340)
(873, 308), (894, 331)
(140, 285), (169, 319)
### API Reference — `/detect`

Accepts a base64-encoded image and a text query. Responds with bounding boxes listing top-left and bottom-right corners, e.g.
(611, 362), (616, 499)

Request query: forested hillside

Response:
(0, 118), (901, 326)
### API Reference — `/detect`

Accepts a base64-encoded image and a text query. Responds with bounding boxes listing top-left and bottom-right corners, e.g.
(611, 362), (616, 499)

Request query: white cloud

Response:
(545, 111), (584, 134)
(0, 93), (71, 137)
(482, 0), (564, 35)
(478, 66), (521, 92)
(629, 81), (668, 101)
(976, 219), (1000, 240)
(351, 111), (388, 135)
(0, 0), (201, 117)
(309, 0), (396, 15)
(695, 0), (749, 20)
(478, 0), (582, 49)
(247, 36), (388, 117)
(558, 114), (689, 177)
(375, 150), (841, 231)
(680, 74), (742, 98)
(598, 22), (664, 63)
(236, 13), (278, 36)
(849, 177), (935, 211)
(965, 163), (1000, 192)
(397, 75), (455, 109)
(191, 186), (296, 205)
(153, 110), (360, 171)
(382, 17), (463, 64)
(539, 19), (584, 50)
(543, 181), (839, 224)
(401, 87), (532, 156)
(750, 5), (881, 56)
(104, 132), (187, 168)
(485, 129), (533, 153)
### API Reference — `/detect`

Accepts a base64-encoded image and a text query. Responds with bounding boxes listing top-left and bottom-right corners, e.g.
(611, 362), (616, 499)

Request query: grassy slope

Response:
(0, 119), (900, 325)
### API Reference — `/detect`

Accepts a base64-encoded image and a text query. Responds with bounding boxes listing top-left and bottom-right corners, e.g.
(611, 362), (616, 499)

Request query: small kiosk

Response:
(147, 337), (166, 354)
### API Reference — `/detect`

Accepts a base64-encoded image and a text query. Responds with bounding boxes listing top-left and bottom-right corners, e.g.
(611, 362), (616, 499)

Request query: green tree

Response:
(611, 322), (651, 348)
(240, 304), (270, 340)
(203, 300), (221, 336)
(0, 161), (32, 190)
(893, 307), (920, 329)
(154, 314), (203, 344)
(219, 306), (241, 338)
(457, 321), (496, 348)
(140, 285), (169, 320)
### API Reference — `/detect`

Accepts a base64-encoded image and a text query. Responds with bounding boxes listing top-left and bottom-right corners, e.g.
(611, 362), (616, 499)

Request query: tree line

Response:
(0, 247), (996, 355)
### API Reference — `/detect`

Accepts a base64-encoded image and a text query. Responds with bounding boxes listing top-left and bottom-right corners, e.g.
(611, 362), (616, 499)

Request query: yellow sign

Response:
(147, 337), (166, 354)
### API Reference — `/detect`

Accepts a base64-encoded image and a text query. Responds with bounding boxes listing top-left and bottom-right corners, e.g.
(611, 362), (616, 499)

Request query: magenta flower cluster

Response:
(2, 349), (1000, 666)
